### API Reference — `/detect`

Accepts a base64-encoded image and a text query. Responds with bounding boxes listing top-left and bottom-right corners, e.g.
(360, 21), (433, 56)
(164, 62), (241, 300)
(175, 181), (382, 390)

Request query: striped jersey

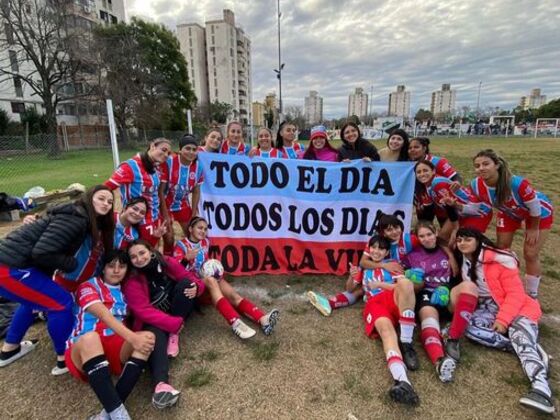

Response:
(160, 154), (204, 212)
(113, 212), (139, 250)
(355, 265), (395, 300)
(251, 147), (283, 158)
(428, 176), (492, 217)
(220, 141), (250, 156)
(280, 143), (305, 159)
(174, 237), (210, 274)
(425, 153), (458, 179)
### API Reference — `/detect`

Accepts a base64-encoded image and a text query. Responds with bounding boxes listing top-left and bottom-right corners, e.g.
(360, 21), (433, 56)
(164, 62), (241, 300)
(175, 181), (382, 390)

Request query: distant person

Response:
(338, 122), (380, 162)
(302, 125), (339, 162)
(249, 127), (283, 158)
(221, 121), (250, 155)
(378, 128), (409, 162)
(199, 127), (223, 153)
(275, 121), (304, 159)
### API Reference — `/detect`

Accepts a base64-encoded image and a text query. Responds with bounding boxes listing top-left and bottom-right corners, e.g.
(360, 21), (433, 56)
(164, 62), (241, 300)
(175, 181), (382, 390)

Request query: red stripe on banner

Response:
(208, 237), (366, 276)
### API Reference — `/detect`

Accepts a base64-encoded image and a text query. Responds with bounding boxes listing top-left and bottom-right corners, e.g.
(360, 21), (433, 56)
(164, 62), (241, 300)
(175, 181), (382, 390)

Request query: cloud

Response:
(127, 0), (560, 118)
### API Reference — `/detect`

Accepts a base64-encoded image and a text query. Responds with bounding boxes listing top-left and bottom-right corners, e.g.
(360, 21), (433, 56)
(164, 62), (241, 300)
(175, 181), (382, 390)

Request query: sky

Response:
(127, 0), (560, 118)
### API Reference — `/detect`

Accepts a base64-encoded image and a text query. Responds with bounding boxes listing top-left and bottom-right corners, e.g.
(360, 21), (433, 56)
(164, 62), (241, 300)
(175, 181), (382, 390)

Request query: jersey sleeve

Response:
(196, 164), (204, 185)
(159, 160), (170, 184)
(76, 281), (102, 310)
(409, 234), (420, 250)
(173, 241), (187, 262)
(436, 157), (457, 179)
(517, 178), (540, 217)
(105, 162), (134, 189)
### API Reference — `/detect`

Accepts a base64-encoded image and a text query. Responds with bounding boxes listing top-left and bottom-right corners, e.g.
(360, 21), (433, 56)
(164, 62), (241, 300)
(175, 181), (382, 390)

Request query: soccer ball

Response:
(200, 259), (224, 279)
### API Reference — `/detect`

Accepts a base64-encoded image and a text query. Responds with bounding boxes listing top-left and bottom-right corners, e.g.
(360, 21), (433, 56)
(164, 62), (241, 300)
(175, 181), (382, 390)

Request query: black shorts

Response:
(416, 289), (452, 320)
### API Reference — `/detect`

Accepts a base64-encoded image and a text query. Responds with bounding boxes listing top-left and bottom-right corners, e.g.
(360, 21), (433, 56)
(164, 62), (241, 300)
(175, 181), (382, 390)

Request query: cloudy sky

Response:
(127, 0), (560, 118)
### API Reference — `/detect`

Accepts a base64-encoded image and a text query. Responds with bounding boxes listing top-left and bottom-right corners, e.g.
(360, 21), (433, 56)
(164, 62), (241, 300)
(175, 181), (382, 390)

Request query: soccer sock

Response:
(236, 298), (265, 324)
(386, 350), (410, 384)
(115, 357), (147, 403)
(328, 291), (356, 309)
(421, 318), (444, 365)
(83, 355), (122, 414)
(525, 274), (541, 298)
(399, 309), (416, 344)
(215, 297), (240, 325)
(449, 293), (478, 340)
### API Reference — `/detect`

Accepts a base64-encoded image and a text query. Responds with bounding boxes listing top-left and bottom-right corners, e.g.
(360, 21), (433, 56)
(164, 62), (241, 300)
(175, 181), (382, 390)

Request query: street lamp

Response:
(274, 0), (284, 119)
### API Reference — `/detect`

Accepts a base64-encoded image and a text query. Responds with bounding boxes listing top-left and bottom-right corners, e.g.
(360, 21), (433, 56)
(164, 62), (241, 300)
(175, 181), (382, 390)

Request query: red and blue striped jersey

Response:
(113, 212), (139, 250)
(355, 265), (395, 300)
(363, 233), (418, 263)
(426, 154), (458, 179)
(429, 176), (492, 217)
(105, 154), (161, 223)
(160, 154), (204, 212)
(173, 237), (210, 274)
(220, 141), (250, 156)
(280, 143), (305, 159)
(251, 147), (283, 158)
(67, 276), (127, 346)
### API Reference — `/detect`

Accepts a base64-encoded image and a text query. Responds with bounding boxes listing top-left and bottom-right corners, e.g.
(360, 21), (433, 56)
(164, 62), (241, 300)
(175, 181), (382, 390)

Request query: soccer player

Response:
(275, 121), (304, 159)
(249, 127), (283, 158)
(220, 121), (250, 155)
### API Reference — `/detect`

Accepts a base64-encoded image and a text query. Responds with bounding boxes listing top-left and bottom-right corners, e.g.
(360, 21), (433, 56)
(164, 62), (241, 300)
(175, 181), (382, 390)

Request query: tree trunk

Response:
(44, 100), (60, 157)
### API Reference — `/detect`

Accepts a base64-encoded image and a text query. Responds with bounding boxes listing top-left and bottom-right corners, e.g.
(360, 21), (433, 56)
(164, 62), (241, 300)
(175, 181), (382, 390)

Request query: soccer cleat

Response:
(232, 319), (256, 339)
(167, 333), (180, 358)
(445, 338), (461, 361)
(306, 291), (332, 316)
(389, 380), (420, 406)
(260, 309), (280, 336)
(436, 356), (456, 383)
(536, 343), (551, 378)
(152, 382), (181, 409)
(399, 342), (419, 371)
(51, 359), (69, 376)
(519, 389), (556, 414)
(0, 340), (38, 368)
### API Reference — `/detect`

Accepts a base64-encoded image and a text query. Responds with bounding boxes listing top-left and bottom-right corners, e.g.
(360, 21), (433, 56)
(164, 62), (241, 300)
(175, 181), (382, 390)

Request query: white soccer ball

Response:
(200, 259), (224, 279)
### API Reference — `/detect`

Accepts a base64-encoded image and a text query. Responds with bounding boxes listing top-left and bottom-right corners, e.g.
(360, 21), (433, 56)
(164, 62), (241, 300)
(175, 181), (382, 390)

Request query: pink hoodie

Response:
(123, 256), (205, 334)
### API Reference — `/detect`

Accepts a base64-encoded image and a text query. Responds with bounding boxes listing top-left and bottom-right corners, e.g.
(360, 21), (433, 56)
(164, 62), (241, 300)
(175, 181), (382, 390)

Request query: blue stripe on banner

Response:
(198, 153), (415, 205)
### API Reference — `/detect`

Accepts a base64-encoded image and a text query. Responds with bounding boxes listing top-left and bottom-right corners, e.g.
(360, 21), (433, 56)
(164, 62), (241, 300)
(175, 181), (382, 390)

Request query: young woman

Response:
(124, 240), (205, 409)
(302, 125), (339, 162)
(415, 160), (493, 243)
(249, 127), (283, 158)
(174, 217), (279, 339)
(199, 127), (223, 153)
(65, 250), (155, 420)
(159, 134), (204, 255)
(337, 122), (380, 162)
(378, 128), (409, 162)
(469, 149), (553, 298)
(114, 197), (148, 250)
(105, 137), (171, 246)
(359, 235), (419, 405)
(454, 228), (554, 415)
(275, 121), (304, 159)
(402, 221), (479, 383)
(0, 185), (114, 374)
(220, 121), (250, 155)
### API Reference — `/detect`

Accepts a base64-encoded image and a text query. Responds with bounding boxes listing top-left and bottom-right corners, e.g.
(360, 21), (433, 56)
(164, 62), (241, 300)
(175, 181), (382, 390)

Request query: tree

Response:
(0, 109), (9, 135)
(20, 107), (49, 134)
(0, 0), (93, 155)
(536, 99), (560, 119)
(414, 109), (433, 122)
(264, 108), (274, 129)
(284, 105), (306, 128)
(208, 100), (233, 124)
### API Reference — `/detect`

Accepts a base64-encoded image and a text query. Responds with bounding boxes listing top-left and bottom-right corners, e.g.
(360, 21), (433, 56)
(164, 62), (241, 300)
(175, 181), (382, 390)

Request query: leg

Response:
(495, 230), (515, 250)
(141, 325), (170, 387)
(523, 229), (549, 297)
(218, 279), (243, 307)
(446, 282), (478, 360)
(168, 280), (196, 319)
(393, 281), (418, 370)
(465, 299), (513, 351)
(418, 306), (443, 365)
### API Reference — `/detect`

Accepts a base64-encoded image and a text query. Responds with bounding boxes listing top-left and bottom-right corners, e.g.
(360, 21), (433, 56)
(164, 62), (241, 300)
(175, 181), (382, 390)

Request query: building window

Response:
(215, 89), (218, 97)
(110, 15), (117, 24)
(11, 102), (25, 114)
(211, 25), (214, 34)
(230, 48), (233, 57)
(9, 50), (18, 72)
(99, 10), (108, 21)
(107, 0), (113, 10)
(189, 38), (192, 47)
(188, 27), (192, 36)
(213, 56), (216, 66)
(13, 77), (23, 97)
(211, 35), (215, 45)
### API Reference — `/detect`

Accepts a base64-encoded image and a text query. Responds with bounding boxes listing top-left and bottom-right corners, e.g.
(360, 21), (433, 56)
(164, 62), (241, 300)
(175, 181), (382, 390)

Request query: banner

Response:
(198, 153), (415, 275)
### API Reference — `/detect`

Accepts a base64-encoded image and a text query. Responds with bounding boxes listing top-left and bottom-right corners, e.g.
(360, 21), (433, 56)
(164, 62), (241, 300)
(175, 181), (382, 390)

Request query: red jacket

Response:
(480, 248), (541, 326)
(122, 256), (205, 334)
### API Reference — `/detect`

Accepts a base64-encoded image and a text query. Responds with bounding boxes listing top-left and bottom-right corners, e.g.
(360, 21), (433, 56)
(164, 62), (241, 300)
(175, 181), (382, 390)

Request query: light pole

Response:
(274, 0), (284, 120)
(476, 81), (482, 117)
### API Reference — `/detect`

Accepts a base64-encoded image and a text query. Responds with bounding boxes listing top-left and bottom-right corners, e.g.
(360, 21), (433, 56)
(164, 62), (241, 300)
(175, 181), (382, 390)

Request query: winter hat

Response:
(310, 125), (328, 140)
(179, 134), (199, 149)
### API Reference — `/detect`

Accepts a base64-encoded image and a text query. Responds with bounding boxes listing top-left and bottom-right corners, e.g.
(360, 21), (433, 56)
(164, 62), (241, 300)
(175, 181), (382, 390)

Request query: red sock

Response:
(236, 298), (265, 324)
(421, 327), (444, 364)
(328, 293), (350, 309)
(449, 293), (478, 340)
(215, 297), (239, 325)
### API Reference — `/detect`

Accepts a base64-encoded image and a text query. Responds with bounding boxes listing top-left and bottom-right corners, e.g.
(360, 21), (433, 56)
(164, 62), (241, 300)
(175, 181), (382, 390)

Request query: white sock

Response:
(525, 275), (540, 298)
(108, 404), (130, 420)
(386, 350), (409, 384)
(399, 309), (416, 343)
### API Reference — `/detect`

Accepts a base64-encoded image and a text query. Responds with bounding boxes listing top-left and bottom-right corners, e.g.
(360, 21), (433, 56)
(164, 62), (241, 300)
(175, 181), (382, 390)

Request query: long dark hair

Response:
(410, 136), (431, 157)
(474, 149), (512, 207)
(387, 128), (410, 161)
(123, 197), (149, 226)
(340, 122), (362, 148)
(275, 121), (296, 149)
(76, 185), (115, 254)
(140, 137), (171, 174)
(127, 239), (168, 270)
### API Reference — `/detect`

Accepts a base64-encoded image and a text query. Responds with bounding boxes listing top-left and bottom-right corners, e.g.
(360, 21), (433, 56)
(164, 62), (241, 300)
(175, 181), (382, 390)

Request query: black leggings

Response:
(145, 280), (196, 387)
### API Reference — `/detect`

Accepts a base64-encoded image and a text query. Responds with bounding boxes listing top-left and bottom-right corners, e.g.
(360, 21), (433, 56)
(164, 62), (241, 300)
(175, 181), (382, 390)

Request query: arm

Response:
(158, 183), (170, 226)
(164, 257), (206, 296)
(359, 254), (403, 274)
(191, 185), (201, 218)
(493, 262), (526, 328)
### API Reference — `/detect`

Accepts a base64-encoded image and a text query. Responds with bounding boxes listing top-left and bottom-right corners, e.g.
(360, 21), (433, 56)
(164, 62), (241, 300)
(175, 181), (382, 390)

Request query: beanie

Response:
(310, 125), (328, 141)
(179, 134), (199, 149)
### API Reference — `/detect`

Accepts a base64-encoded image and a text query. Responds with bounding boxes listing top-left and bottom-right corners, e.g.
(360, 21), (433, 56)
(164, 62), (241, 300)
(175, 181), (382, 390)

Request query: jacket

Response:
(479, 248), (541, 326)
(338, 137), (380, 161)
(122, 256), (206, 334)
(0, 203), (89, 275)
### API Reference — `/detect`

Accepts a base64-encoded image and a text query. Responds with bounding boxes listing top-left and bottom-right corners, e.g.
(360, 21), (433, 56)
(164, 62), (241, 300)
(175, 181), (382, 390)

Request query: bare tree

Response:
(284, 105), (306, 128)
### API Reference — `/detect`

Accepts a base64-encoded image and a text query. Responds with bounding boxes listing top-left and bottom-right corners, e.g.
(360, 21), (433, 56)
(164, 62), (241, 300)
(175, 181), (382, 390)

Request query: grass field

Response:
(0, 137), (559, 420)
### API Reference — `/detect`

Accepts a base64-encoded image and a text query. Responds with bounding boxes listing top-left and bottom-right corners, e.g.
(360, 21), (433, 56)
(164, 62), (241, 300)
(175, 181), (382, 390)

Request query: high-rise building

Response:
(529, 89), (546, 109)
(430, 84), (456, 118)
(304, 90), (323, 125)
(264, 92), (278, 127)
(388, 85), (410, 118)
(348, 88), (368, 119)
(177, 9), (252, 124)
(252, 101), (266, 127)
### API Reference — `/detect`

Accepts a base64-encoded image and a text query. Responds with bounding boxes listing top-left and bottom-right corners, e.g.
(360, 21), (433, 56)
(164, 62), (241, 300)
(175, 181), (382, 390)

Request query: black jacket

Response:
(338, 137), (380, 161)
(0, 203), (90, 275)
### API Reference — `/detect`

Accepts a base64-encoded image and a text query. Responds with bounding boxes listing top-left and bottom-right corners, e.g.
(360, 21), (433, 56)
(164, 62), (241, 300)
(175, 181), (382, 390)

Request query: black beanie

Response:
(179, 134), (198, 149)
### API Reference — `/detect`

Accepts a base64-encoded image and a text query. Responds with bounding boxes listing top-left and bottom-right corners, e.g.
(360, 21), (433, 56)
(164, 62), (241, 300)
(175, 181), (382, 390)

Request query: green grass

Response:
(251, 341), (279, 361)
(185, 366), (215, 387)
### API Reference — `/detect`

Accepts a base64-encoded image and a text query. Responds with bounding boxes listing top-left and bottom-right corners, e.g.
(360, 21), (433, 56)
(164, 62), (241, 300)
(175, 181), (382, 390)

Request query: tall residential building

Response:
(528, 89), (547, 109)
(348, 88), (368, 118)
(430, 84), (456, 118)
(304, 90), (323, 125)
(264, 92), (278, 126)
(252, 101), (266, 127)
(388, 85), (410, 118)
(177, 9), (252, 124)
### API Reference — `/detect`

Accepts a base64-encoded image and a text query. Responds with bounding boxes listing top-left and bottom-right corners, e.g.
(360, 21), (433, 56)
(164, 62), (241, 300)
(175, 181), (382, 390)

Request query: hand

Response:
(349, 263), (359, 278)
(449, 181), (461, 192)
(191, 208), (199, 218)
(248, 148), (257, 158)
(23, 214), (39, 225)
(440, 195), (458, 207)
(525, 229), (539, 247)
(130, 331), (155, 355)
(493, 321), (507, 334)
(183, 283), (198, 299)
(153, 220), (168, 238)
(342, 159), (351, 163)
(383, 261), (404, 274)
(362, 157), (372, 162)
(185, 248), (199, 261)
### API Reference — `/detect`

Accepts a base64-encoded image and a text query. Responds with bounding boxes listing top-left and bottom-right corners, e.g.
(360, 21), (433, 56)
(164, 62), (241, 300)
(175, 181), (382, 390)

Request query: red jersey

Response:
(160, 154), (204, 212)
(426, 154), (458, 179)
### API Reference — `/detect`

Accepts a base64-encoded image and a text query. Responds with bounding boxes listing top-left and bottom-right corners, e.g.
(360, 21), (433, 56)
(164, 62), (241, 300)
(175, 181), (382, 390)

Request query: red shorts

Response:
(170, 206), (193, 225)
(65, 334), (126, 382)
(496, 211), (554, 233)
(363, 289), (399, 338)
(139, 219), (161, 247)
(460, 212), (492, 233)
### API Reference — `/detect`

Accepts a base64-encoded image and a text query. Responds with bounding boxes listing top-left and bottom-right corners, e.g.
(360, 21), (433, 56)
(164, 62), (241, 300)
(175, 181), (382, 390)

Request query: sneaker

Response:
(0, 340), (38, 368)
(400, 342), (419, 371)
(260, 309), (280, 336)
(519, 389), (556, 414)
(445, 338), (461, 361)
(436, 356), (456, 383)
(167, 333), (180, 358)
(152, 382), (181, 409)
(307, 291), (332, 316)
(232, 319), (256, 339)
(389, 380), (420, 406)
(86, 410), (110, 420)
(51, 359), (69, 376)
(536, 343), (551, 378)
